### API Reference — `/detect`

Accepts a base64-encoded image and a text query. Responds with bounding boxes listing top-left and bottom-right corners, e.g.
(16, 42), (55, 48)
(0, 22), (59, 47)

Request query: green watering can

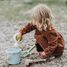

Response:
(20, 45), (35, 58)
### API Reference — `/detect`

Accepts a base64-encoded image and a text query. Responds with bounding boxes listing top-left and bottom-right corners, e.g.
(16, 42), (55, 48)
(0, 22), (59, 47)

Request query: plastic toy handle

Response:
(28, 45), (35, 52)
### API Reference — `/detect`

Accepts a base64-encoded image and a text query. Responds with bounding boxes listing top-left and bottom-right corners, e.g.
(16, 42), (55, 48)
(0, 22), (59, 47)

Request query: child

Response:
(16, 4), (64, 58)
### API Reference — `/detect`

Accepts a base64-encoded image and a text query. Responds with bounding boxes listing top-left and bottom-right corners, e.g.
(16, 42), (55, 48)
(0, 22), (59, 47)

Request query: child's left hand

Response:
(39, 52), (46, 58)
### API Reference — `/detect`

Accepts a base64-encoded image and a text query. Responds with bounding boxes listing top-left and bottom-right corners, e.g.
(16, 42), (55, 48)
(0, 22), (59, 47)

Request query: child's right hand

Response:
(14, 32), (22, 42)
(16, 34), (22, 41)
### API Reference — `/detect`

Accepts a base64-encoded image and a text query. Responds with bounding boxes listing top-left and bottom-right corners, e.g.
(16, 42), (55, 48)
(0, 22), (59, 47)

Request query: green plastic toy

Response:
(20, 45), (35, 58)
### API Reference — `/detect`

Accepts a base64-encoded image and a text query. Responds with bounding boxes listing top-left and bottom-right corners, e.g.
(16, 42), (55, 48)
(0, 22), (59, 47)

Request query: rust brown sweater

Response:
(19, 23), (64, 58)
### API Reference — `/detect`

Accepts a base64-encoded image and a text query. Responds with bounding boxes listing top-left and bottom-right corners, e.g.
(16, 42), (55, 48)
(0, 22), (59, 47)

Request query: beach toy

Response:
(5, 48), (21, 64)
(13, 33), (35, 58)
(20, 45), (35, 58)
(25, 56), (55, 66)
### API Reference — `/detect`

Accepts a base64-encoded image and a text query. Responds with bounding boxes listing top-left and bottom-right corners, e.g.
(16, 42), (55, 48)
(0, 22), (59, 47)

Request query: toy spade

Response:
(25, 56), (55, 66)
(20, 45), (35, 58)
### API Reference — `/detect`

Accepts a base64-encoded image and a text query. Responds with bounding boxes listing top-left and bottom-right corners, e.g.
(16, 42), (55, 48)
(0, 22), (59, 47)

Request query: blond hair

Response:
(31, 4), (53, 31)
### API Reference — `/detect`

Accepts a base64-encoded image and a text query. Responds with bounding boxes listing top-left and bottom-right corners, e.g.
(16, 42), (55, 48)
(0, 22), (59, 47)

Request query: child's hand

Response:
(16, 33), (22, 41)
(40, 52), (45, 55)
(39, 52), (46, 58)
(14, 32), (22, 42)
